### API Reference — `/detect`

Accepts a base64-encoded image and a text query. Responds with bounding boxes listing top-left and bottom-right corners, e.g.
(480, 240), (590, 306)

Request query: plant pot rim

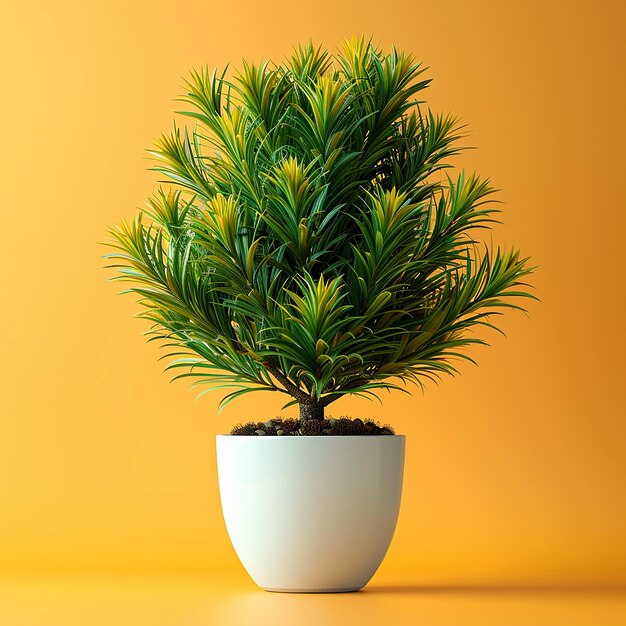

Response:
(216, 434), (405, 439)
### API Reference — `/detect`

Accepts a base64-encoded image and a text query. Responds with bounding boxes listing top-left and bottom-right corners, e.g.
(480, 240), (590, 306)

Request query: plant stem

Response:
(264, 362), (311, 404)
(299, 403), (324, 422)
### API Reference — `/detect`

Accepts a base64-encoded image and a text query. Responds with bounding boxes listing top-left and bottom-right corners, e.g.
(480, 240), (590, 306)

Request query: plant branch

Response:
(263, 362), (313, 404)
(320, 378), (371, 407)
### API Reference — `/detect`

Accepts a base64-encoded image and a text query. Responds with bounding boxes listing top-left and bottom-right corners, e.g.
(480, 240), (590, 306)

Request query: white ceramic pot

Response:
(216, 435), (405, 593)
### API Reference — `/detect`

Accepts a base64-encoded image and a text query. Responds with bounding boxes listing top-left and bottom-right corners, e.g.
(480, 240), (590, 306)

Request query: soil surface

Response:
(229, 417), (395, 436)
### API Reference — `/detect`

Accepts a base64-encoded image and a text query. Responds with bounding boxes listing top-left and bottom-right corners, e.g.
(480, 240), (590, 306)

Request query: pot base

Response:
(263, 587), (363, 593)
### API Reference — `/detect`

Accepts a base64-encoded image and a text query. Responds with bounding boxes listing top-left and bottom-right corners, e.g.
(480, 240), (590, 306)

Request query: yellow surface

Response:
(1, 0), (626, 597)
(1, 575), (625, 626)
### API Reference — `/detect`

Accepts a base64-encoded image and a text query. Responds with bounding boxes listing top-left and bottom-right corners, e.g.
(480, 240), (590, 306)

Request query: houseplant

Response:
(106, 38), (534, 592)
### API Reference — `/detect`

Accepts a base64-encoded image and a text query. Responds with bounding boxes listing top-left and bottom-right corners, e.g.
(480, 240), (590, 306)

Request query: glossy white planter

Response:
(216, 435), (405, 593)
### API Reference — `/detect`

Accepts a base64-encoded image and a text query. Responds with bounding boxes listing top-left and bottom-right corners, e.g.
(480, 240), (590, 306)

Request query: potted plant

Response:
(106, 37), (534, 593)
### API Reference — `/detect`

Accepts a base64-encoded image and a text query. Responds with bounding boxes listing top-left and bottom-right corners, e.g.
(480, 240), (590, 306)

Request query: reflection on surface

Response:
(3, 575), (625, 626)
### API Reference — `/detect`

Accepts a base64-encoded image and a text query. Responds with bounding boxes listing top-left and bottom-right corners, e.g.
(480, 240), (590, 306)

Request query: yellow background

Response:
(1, 0), (625, 599)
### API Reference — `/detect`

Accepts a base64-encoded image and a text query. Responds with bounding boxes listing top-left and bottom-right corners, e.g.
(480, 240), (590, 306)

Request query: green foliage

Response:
(105, 37), (535, 414)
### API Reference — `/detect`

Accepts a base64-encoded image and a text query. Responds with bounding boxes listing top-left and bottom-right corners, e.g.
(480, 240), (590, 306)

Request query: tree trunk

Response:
(299, 403), (324, 422)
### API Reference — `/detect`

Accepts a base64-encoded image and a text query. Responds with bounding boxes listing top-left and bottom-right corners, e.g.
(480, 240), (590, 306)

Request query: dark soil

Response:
(229, 417), (395, 436)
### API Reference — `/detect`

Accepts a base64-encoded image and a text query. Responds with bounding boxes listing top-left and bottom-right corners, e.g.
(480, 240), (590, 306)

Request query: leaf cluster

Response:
(105, 37), (535, 411)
